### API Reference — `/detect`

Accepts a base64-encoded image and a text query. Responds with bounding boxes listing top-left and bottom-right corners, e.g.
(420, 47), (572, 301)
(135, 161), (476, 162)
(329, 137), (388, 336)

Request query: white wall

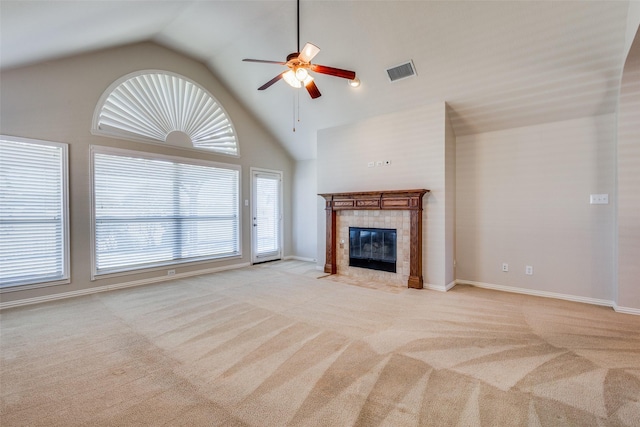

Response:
(456, 115), (617, 303)
(316, 102), (453, 288)
(0, 42), (294, 305)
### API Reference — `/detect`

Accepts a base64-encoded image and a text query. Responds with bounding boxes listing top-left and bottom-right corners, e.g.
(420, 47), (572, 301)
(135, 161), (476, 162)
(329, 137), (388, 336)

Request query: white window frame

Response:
(90, 146), (242, 279)
(0, 135), (70, 292)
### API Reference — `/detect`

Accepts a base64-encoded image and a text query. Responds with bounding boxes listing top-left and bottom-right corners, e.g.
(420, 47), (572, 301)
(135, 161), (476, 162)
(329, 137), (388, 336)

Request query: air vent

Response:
(386, 60), (417, 82)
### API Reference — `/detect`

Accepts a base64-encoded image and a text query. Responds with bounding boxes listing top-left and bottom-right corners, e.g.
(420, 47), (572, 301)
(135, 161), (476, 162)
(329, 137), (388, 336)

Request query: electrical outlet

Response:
(367, 161), (375, 168)
(502, 263), (509, 272)
(376, 161), (383, 167)
(525, 265), (533, 275)
(167, 269), (175, 276)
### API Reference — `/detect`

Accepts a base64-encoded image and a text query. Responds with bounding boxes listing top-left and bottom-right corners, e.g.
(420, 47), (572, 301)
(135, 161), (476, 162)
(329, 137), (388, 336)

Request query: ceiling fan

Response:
(242, 0), (357, 99)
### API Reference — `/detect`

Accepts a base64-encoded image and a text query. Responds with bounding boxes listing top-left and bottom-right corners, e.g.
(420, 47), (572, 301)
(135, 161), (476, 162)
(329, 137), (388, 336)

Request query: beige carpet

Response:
(1, 260), (639, 426)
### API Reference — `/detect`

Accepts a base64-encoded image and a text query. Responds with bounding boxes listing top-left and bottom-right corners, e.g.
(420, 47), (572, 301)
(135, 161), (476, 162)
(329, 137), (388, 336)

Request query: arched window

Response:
(92, 71), (239, 156)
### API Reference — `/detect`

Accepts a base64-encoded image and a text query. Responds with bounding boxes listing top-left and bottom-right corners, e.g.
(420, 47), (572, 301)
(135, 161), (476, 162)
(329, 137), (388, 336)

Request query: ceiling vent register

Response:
(386, 61), (417, 82)
(92, 71), (238, 156)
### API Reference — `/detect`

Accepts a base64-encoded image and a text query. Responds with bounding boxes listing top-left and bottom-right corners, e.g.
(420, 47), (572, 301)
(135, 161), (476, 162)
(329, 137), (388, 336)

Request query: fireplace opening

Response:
(349, 227), (397, 273)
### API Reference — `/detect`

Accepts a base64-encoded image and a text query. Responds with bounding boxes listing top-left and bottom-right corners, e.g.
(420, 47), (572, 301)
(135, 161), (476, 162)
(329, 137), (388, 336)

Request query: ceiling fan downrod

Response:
(297, 0), (300, 53)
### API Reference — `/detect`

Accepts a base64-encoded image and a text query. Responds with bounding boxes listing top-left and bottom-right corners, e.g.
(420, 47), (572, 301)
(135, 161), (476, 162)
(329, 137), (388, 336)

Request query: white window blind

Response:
(92, 71), (239, 156)
(0, 136), (69, 289)
(92, 147), (240, 276)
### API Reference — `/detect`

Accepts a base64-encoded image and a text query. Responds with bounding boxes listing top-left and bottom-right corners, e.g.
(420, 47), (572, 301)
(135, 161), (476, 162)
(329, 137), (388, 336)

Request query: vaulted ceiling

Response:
(0, 1), (632, 160)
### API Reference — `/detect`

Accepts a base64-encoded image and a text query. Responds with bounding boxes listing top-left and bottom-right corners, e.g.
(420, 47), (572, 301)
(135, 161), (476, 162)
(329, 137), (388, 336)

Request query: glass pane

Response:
(348, 227), (397, 273)
(255, 175), (280, 255)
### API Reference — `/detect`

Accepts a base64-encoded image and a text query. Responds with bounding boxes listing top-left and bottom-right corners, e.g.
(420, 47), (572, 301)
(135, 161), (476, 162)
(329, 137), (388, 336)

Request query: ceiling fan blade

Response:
(310, 64), (356, 80)
(298, 42), (320, 63)
(258, 73), (285, 90)
(305, 80), (322, 99)
(243, 59), (287, 65)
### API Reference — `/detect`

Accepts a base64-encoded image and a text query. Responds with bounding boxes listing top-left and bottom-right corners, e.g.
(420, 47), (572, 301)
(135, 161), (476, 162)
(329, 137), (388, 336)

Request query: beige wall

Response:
(292, 159), (317, 261)
(456, 115), (617, 303)
(444, 108), (456, 286)
(623, 1), (640, 59)
(0, 42), (294, 305)
(316, 102), (454, 289)
(617, 25), (640, 311)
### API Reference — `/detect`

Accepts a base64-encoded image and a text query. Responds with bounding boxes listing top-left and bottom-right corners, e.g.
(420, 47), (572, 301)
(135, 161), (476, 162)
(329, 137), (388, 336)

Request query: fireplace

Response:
(319, 189), (429, 289)
(349, 227), (397, 273)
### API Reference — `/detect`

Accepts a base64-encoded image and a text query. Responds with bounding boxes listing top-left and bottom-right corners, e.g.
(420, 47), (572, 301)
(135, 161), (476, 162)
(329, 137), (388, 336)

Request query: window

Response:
(92, 71), (239, 156)
(0, 135), (69, 290)
(91, 146), (240, 277)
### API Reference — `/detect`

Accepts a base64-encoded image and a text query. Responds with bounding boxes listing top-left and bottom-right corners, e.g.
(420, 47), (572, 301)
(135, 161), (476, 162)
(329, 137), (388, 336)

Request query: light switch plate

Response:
(590, 194), (608, 204)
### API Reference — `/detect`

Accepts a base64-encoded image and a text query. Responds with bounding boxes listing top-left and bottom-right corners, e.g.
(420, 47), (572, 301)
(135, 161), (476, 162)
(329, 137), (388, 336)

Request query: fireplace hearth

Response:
(349, 227), (397, 273)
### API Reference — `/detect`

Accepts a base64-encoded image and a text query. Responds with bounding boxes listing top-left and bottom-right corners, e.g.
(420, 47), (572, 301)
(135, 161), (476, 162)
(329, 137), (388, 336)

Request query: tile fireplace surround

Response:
(339, 211), (406, 285)
(319, 190), (430, 289)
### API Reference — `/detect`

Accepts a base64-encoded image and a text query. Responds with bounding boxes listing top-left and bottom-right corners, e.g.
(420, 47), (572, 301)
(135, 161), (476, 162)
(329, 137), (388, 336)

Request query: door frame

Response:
(250, 167), (283, 264)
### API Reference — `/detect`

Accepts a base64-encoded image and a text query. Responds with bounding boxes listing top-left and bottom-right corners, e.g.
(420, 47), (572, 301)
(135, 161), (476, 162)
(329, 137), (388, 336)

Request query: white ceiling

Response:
(0, 1), (632, 160)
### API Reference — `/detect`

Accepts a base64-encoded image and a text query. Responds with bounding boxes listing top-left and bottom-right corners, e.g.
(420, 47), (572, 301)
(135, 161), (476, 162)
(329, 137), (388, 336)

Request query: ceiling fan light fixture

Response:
(295, 67), (309, 81)
(348, 77), (361, 88)
(284, 69), (314, 89)
(283, 70), (302, 88)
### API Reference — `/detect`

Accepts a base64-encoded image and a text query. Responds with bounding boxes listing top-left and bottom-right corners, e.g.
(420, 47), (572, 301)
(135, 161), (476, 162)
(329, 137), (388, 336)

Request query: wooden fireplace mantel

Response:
(319, 189), (429, 289)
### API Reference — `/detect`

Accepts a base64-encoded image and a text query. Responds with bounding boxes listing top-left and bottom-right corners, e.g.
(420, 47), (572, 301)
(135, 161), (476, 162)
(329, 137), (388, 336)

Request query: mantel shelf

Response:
(319, 189), (430, 289)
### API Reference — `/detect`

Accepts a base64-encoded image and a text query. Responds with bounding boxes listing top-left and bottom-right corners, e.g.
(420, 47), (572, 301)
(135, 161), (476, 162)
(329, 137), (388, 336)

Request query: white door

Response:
(251, 169), (282, 264)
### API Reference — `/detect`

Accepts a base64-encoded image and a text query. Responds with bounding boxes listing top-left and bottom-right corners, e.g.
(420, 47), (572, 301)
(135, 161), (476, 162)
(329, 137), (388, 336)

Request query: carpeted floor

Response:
(1, 260), (639, 426)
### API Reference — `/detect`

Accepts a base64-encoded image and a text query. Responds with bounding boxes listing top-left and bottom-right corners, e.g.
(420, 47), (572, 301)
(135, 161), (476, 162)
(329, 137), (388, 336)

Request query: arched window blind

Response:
(0, 136), (69, 289)
(92, 146), (240, 276)
(92, 71), (239, 156)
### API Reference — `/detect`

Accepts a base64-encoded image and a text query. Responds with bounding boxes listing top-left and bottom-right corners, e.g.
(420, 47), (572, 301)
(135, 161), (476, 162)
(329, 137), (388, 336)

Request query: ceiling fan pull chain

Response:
(292, 91), (296, 132)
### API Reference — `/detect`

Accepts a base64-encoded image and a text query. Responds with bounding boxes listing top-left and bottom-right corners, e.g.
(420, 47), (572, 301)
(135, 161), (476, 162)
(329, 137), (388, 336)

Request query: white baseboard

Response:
(456, 279), (619, 307)
(435, 279), (639, 316)
(284, 256), (317, 263)
(0, 262), (251, 310)
(612, 304), (640, 316)
(425, 280), (457, 292)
